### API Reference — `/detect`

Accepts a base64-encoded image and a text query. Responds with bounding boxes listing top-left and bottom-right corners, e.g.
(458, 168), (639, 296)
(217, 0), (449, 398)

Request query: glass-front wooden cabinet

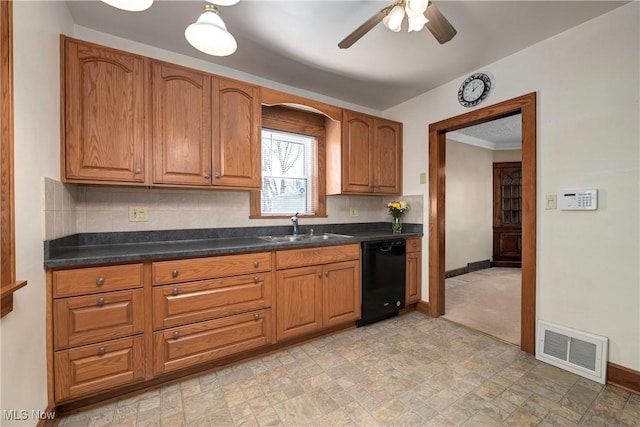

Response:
(493, 162), (522, 267)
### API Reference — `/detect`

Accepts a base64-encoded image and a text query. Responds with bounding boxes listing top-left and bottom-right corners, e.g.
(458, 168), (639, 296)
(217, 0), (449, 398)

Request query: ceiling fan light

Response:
(407, 14), (428, 32)
(185, 5), (237, 56)
(205, 0), (240, 6)
(100, 0), (153, 12)
(405, 0), (429, 17)
(382, 5), (405, 32)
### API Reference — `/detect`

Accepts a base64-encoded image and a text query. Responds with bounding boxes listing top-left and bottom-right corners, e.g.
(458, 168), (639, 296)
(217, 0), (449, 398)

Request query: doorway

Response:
(427, 93), (536, 353)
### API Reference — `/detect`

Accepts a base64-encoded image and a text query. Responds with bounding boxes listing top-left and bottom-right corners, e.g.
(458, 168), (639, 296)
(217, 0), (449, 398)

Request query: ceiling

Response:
(451, 115), (522, 150)
(65, 1), (627, 111)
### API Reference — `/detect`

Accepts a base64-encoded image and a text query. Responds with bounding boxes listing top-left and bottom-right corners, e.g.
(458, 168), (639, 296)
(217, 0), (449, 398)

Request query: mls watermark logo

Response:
(4, 409), (56, 421)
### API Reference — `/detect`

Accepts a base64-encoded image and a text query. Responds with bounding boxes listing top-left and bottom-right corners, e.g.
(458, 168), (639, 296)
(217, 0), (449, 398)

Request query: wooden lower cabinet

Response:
(275, 245), (361, 341)
(154, 309), (273, 374)
(405, 237), (422, 304)
(54, 336), (145, 401)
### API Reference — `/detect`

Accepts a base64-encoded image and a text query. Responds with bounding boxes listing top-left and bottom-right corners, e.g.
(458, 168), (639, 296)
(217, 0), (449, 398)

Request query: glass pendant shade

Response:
(405, 0), (429, 16)
(100, 0), (153, 12)
(185, 5), (237, 56)
(382, 5), (405, 32)
(206, 0), (240, 5)
(407, 14), (428, 31)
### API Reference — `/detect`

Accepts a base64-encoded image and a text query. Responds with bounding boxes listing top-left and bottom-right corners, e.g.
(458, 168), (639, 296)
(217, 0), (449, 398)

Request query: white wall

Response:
(0, 1), (74, 425)
(384, 3), (640, 369)
(445, 139), (493, 271)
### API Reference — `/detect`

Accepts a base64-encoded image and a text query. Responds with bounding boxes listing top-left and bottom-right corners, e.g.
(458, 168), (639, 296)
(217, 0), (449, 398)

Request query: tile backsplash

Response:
(42, 177), (423, 239)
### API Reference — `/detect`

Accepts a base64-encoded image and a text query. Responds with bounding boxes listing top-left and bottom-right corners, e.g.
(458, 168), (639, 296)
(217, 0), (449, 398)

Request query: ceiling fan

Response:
(338, 0), (457, 49)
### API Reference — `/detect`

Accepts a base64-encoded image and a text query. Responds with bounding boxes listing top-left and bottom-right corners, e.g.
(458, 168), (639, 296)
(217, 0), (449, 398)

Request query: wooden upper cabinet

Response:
(63, 37), (146, 183)
(212, 78), (261, 188)
(328, 110), (402, 195)
(341, 111), (374, 193)
(151, 61), (212, 185)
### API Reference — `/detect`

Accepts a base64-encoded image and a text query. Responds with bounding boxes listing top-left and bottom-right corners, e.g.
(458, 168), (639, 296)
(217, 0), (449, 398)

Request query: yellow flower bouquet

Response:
(384, 201), (409, 234)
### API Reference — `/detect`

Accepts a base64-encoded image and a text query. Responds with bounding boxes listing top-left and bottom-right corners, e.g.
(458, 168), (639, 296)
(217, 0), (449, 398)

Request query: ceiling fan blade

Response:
(338, 10), (386, 49)
(425, 1), (457, 44)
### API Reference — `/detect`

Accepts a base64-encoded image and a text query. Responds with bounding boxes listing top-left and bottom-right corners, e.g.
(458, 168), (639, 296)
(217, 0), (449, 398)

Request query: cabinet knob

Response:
(173, 332), (180, 340)
(96, 277), (104, 286)
(98, 347), (106, 356)
(172, 270), (179, 278)
(172, 287), (179, 296)
(204, 172), (211, 179)
(215, 172), (221, 179)
(325, 271), (329, 277)
(317, 272), (323, 278)
(254, 276), (260, 283)
(97, 298), (105, 307)
(254, 313), (260, 321)
(253, 261), (260, 268)
(134, 168), (141, 175)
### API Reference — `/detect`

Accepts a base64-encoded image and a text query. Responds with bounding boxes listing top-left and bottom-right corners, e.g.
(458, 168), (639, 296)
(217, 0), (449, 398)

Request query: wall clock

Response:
(458, 73), (492, 107)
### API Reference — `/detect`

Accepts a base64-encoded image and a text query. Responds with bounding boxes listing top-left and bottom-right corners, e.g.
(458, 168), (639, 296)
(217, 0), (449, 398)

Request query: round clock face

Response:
(458, 73), (492, 107)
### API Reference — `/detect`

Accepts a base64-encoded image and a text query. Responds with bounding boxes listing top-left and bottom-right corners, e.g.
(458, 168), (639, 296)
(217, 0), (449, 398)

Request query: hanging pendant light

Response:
(206, 0), (240, 5)
(382, 4), (405, 32)
(100, 0), (153, 12)
(185, 4), (237, 56)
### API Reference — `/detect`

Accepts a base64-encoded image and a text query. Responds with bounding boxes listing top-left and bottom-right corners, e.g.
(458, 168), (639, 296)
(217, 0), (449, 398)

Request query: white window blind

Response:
(261, 129), (317, 215)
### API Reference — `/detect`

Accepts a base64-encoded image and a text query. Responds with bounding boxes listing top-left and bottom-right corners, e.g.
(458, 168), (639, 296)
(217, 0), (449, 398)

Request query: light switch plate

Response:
(545, 195), (557, 210)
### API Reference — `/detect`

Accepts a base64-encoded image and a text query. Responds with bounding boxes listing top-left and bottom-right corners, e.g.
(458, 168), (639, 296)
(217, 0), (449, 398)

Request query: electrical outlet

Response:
(129, 206), (149, 222)
(349, 207), (359, 217)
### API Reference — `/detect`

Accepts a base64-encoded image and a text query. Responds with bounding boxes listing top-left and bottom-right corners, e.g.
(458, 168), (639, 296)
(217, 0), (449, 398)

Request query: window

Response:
(251, 106), (327, 218)
(260, 129), (317, 215)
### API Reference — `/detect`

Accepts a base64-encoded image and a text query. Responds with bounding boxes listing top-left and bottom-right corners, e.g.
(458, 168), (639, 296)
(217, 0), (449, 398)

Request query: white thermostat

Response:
(559, 189), (598, 210)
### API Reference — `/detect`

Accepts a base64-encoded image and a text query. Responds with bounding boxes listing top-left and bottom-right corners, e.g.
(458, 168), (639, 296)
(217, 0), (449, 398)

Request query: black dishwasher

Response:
(357, 238), (406, 327)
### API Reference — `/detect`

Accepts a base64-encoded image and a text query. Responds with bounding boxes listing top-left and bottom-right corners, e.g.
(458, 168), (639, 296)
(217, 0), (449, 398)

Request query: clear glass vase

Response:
(391, 216), (402, 234)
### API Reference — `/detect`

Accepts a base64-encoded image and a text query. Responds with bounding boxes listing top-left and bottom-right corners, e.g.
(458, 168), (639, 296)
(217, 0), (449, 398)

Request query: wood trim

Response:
(415, 301), (430, 316)
(607, 362), (640, 394)
(260, 86), (342, 122)
(0, 0), (25, 318)
(428, 93), (537, 353)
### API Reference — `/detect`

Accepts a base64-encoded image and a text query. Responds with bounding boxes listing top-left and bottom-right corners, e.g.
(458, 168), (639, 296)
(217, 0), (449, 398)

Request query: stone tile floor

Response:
(59, 312), (640, 426)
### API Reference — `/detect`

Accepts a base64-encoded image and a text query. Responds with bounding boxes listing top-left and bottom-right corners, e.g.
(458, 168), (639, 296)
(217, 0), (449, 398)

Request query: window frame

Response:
(250, 106), (327, 219)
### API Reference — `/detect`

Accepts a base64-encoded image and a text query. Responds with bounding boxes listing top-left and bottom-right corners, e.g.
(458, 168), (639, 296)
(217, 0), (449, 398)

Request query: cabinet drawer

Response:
(153, 252), (271, 285)
(276, 244), (360, 270)
(54, 336), (145, 401)
(406, 237), (421, 253)
(54, 289), (144, 349)
(153, 273), (273, 329)
(53, 264), (143, 298)
(154, 309), (273, 375)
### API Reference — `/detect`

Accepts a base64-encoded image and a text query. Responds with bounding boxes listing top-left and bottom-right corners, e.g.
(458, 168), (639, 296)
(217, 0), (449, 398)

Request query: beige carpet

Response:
(443, 267), (521, 346)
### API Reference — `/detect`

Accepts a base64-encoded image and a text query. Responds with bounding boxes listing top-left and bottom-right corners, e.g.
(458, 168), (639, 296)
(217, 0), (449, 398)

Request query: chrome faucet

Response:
(291, 212), (299, 235)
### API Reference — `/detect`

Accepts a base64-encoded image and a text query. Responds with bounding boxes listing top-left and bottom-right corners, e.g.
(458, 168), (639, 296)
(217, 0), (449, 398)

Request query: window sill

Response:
(249, 214), (328, 220)
(1, 280), (28, 318)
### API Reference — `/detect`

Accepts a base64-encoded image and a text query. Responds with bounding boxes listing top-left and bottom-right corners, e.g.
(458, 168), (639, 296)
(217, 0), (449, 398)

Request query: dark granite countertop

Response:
(44, 222), (423, 268)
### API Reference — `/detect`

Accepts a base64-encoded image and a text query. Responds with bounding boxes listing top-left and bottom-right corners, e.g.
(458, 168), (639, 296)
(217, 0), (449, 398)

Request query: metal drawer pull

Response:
(96, 277), (104, 286)
(172, 287), (179, 296)
(172, 270), (179, 278)
(253, 261), (259, 268)
(254, 314), (260, 321)
(215, 172), (221, 179)
(204, 172), (211, 179)
(254, 276), (260, 283)
(97, 298), (105, 307)
(173, 332), (180, 340)
(317, 272), (322, 278)
(98, 347), (106, 356)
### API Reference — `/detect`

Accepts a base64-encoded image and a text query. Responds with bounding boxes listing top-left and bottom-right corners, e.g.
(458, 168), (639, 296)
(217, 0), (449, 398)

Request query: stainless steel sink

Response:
(258, 232), (352, 243)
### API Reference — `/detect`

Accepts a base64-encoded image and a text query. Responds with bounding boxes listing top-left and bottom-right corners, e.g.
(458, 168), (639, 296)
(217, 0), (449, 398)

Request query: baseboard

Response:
(445, 266), (468, 278)
(415, 301), (430, 316)
(468, 259), (491, 272)
(35, 404), (57, 427)
(607, 362), (640, 394)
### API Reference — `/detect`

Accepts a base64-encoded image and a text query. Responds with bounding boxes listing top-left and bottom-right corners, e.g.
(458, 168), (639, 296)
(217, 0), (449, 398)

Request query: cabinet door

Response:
(405, 251), (422, 304)
(276, 266), (322, 341)
(151, 61), (212, 185)
(341, 111), (374, 193)
(322, 260), (361, 328)
(64, 39), (146, 183)
(373, 119), (402, 194)
(212, 78), (261, 188)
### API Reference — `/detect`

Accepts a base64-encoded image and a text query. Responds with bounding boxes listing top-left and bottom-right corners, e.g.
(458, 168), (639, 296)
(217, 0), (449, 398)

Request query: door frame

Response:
(428, 92), (537, 353)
